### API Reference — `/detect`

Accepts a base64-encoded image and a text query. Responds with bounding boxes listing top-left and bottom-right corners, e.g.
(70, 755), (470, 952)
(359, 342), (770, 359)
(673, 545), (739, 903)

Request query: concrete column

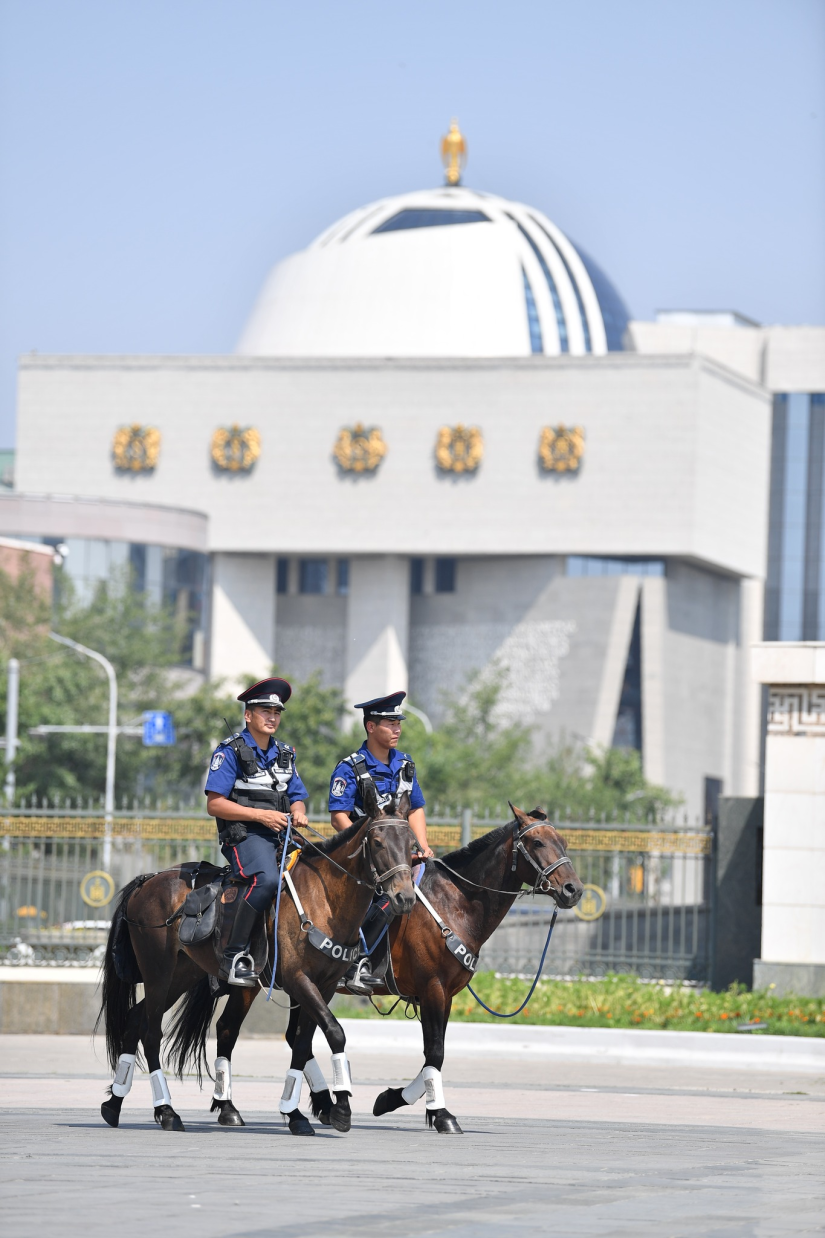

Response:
(640, 576), (667, 786)
(751, 642), (825, 996)
(210, 553), (276, 692)
(345, 556), (409, 710)
(590, 577), (641, 749)
(735, 578), (765, 796)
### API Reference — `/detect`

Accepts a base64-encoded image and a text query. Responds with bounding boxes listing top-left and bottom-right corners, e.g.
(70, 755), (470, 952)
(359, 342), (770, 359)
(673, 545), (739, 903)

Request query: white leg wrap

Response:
(111, 1053), (136, 1098)
(423, 1065), (446, 1110)
(303, 1056), (328, 1093)
(213, 1056), (231, 1102)
(279, 1068), (304, 1114)
(401, 1069), (426, 1106)
(330, 1052), (353, 1095)
(149, 1068), (172, 1108)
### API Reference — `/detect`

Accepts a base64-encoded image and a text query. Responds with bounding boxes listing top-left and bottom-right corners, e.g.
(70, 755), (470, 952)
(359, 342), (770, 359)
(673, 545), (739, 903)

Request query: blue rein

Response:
(265, 818), (293, 1001)
(466, 906), (558, 1018)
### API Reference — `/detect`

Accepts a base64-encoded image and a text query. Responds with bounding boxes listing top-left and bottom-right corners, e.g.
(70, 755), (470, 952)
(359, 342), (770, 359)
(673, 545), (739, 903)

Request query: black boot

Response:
(219, 898), (261, 988)
(344, 896), (394, 995)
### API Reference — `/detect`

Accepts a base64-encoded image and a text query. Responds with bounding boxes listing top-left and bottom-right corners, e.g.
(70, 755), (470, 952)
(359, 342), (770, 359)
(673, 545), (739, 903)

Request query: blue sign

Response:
(142, 711), (176, 747)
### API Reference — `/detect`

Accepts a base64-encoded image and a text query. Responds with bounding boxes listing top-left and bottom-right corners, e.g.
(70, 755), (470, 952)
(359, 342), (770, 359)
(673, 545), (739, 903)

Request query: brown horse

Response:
(205, 805), (582, 1134)
(97, 791), (416, 1136)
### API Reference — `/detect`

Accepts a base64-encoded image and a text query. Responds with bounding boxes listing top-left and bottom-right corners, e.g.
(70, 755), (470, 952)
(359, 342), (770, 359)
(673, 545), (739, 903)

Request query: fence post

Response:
(4, 657), (19, 806)
(461, 807), (472, 848)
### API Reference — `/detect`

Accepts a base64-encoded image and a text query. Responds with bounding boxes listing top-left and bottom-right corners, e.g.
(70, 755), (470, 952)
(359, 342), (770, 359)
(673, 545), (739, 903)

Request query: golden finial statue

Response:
(440, 119), (467, 186)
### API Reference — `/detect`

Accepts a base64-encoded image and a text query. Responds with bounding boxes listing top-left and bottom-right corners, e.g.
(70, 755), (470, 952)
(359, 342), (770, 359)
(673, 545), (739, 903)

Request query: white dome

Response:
(238, 186), (630, 358)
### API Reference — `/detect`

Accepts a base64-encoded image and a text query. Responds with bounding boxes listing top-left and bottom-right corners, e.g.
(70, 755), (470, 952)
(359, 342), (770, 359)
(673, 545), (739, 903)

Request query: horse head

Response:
(508, 803), (583, 909)
(359, 786), (416, 916)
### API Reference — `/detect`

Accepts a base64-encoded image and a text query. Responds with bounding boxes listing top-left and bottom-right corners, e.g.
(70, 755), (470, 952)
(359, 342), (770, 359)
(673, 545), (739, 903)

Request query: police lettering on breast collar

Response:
(205, 676), (309, 987)
(327, 690), (433, 994)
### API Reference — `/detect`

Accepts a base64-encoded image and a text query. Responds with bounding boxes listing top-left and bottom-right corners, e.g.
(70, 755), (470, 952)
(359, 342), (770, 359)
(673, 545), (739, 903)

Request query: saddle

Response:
(175, 862), (268, 973)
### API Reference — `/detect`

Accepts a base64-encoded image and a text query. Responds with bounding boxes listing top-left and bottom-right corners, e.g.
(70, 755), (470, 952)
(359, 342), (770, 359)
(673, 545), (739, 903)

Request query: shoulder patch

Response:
(331, 777), (347, 797)
(210, 751), (226, 771)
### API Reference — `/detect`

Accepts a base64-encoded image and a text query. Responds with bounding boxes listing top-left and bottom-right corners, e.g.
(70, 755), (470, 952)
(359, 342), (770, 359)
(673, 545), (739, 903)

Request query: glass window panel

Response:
(511, 218), (568, 352)
(779, 393), (810, 640)
(522, 268), (543, 355)
(567, 556), (665, 577)
(410, 558), (424, 595)
(336, 559), (349, 596)
(299, 559), (328, 595)
(372, 209), (491, 234)
(277, 558), (289, 595)
(435, 558), (456, 593)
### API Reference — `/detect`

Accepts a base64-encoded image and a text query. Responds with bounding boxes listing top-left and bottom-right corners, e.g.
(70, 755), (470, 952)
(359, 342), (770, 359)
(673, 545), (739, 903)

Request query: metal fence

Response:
(0, 815), (712, 980)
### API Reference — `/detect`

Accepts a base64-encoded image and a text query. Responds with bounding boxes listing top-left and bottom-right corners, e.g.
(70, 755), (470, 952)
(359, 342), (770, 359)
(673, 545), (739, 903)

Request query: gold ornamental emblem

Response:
(80, 870), (115, 908)
(211, 424), (261, 472)
(333, 423), (387, 473)
(440, 119), (467, 186)
(112, 424), (161, 472)
(573, 883), (607, 922)
(436, 424), (483, 474)
(539, 424), (585, 473)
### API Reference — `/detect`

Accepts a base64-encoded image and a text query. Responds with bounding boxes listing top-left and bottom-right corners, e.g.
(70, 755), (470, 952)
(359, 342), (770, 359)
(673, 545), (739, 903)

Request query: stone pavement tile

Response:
(1, 1111), (823, 1238)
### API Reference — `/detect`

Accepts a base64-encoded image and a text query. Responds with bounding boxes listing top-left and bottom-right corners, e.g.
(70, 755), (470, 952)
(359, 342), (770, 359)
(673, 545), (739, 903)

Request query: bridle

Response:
(510, 820), (574, 895)
(346, 818), (416, 890)
(434, 818), (574, 900)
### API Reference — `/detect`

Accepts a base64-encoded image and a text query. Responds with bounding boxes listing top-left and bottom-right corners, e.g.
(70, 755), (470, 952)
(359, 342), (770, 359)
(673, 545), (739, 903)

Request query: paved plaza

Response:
(2, 1027), (824, 1237)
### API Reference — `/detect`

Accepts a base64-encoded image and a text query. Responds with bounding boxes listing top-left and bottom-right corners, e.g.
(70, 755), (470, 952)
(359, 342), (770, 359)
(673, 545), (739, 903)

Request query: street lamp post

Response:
(49, 632), (118, 865)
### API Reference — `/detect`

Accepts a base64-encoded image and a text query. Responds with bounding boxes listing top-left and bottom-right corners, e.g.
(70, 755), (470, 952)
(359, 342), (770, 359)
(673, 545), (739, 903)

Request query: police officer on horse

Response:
(205, 677), (309, 986)
(328, 690), (433, 993)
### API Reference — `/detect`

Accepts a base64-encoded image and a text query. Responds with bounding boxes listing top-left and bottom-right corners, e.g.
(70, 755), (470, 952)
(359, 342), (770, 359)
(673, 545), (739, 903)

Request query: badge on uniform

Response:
(210, 752), (225, 771)
(331, 777), (346, 797)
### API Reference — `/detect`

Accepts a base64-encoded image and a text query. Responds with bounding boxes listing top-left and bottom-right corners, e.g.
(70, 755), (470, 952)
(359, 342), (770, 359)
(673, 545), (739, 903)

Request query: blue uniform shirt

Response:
(204, 728), (308, 803)
(328, 743), (425, 815)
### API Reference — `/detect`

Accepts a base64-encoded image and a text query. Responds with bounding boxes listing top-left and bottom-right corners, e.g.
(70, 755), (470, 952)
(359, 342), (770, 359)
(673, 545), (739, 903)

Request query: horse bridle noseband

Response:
(346, 819), (415, 890)
(510, 820), (574, 895)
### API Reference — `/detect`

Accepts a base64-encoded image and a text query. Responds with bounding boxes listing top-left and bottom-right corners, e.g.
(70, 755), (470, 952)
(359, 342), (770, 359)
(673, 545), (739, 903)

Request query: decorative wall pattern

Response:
(112, 424), (161, 472)
(767, 686), (825, 735)
(435, 424), (483, 473)
(333, 423), (387, 473)
(211, 424), (261, 472)
(539, 424), (585, 472)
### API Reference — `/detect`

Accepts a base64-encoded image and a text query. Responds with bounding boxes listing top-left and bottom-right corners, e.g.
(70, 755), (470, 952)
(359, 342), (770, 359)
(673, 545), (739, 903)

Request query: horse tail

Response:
(94, 873), (154, 1071)
(166, 974), (220, 1085)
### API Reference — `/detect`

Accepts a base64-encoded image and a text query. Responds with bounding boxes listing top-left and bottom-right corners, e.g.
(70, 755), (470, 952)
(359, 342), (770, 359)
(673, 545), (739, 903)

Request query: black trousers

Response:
(221, 826), (281, 914)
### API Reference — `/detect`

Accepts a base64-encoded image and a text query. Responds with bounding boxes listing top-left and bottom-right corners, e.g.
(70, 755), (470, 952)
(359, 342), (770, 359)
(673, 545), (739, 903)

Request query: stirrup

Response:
(220, 950), (258, 988)
(344, 958), (384, 996)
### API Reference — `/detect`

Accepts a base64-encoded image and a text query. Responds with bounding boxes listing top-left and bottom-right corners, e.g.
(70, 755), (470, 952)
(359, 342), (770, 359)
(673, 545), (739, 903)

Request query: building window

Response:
(765, 393), (825, 640)
(299, 559), (328, 595)
(410, 558), (425, 595)
(566, 556), (665, 577)
(529, 215), (591, 352)
(336, 559), (349, 596)
(513, 218), (568, 352)
(276, 558), (289, 595)
(521, 269), (543, 355)
(435, 557), (456, 593)
(372, 208), (491, 234)
(612, 600), (642, 753)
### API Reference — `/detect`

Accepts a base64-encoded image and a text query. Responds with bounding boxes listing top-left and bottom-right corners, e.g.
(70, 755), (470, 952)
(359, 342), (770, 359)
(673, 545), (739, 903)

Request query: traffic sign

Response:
(142, 711), (176, 746)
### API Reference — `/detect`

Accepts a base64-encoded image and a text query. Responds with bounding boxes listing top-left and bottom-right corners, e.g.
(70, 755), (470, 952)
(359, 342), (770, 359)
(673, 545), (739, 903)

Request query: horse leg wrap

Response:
(423, 1066), (446, 1110)
(303, 1057), (328, 1093)
(149, 1069), (172, 1108)
(111, 1053), (136, 1098)
(279, 1068), (304, 1114)
(330, 1052), (353, 1095)
(213, 1056), (231, 1102)
(401, 1070), (426, 1106)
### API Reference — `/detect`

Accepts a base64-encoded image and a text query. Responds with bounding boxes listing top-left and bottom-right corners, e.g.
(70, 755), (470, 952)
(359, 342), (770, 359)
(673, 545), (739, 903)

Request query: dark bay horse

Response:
(97, 793), (416, 1136)
(209, 805), (582, 1134)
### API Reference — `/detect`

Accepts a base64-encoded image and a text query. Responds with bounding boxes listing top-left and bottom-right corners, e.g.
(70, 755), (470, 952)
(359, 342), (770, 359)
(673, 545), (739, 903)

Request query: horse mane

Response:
(440, 822), (513, 872)
(301, 818), (364, 856)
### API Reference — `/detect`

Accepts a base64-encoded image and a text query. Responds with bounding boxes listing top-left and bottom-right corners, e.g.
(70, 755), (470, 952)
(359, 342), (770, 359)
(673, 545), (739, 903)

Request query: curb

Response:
(338, 1018), (825, 1073)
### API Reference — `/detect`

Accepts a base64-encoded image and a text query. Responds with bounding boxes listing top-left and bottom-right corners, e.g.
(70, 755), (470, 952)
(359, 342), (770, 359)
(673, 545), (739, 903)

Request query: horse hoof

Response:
(318, 1110), (331, 1126)
(426, 1107), (463, 1135)
(373, 1087), (407, 1118)
(288, 1114), (315, 1137)
(217, 1106), (245, 1128)
(100, 1102), (120, 1128)
(154, 1105), (185, 1132)
(329, 1103), (351, 1133)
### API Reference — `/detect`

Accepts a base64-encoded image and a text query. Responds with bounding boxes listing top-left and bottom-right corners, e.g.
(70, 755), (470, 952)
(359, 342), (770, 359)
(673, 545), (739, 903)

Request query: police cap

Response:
(354, 690), (406, 721)
(238, 677), (292, 711)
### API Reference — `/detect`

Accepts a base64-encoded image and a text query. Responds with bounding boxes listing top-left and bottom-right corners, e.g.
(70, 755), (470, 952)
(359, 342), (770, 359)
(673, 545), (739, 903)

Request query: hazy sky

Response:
(1, 0), (823, 447)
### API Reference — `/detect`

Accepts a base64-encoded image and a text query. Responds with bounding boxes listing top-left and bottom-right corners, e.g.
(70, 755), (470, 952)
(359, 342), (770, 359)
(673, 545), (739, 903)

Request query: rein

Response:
(434, 820), (574, 900)
(295, 819), (414, 891)
(466, 907), (558, 1018)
